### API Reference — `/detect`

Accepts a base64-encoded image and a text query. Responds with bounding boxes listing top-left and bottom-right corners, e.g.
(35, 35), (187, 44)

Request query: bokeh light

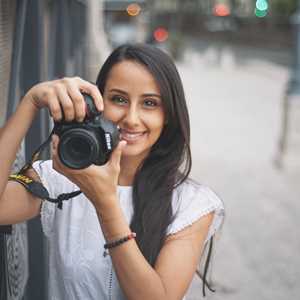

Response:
(213, 4), (231, 17)
(126, 3), (141, 17)
(255, 7), (268, 18)
(153, 27), (169, 42)
(255, 0), (268, 18)
(256, 0), (268, 11)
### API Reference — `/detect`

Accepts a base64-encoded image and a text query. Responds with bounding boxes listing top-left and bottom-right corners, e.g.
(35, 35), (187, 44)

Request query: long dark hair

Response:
(96, 44), (191, 266)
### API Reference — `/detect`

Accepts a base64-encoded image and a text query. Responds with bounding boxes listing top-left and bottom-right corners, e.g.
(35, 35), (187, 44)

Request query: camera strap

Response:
(9, 125), (82, 210)
(8, 174), (82, 209)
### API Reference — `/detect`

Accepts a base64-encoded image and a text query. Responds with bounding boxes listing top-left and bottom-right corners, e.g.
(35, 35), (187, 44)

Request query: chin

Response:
(121, 145), (150, 161)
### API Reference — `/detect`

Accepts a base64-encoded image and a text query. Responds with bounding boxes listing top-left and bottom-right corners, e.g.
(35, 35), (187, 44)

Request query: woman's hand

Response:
(24, 77), (103, 122)
(51, 134), (127, 211)
(23, 76), (126, 212)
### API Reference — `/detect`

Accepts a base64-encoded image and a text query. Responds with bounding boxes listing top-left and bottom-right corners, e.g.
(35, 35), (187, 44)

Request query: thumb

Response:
(109, 140), (127, 168)
(51, 134), (60, 155)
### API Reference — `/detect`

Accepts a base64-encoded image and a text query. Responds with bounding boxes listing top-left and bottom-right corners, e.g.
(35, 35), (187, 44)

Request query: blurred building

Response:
(145, 0), (296, 51)
(103, 0), (148, 47)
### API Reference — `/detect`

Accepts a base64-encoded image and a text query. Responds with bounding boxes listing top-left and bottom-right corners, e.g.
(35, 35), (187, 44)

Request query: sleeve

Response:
(31, 160), (77, 237)
(166, 180), (225, 243)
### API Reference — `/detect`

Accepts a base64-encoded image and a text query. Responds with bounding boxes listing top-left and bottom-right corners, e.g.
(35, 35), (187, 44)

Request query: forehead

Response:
(105, 60), (160, 94)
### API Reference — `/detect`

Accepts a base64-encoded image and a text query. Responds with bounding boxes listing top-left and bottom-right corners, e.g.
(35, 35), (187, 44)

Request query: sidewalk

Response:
(177, 45), (300, 300)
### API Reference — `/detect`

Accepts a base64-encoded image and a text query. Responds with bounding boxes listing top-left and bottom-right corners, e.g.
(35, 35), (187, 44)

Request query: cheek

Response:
(145, 113), (165, 136)
(103, 104), (123, 123)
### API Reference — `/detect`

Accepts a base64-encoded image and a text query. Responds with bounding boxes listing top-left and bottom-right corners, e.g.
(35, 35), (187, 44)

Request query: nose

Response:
(122, 105), (140, 128)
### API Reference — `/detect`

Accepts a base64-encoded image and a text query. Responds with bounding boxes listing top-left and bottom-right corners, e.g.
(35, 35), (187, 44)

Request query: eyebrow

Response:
(109, 88), (161, 98)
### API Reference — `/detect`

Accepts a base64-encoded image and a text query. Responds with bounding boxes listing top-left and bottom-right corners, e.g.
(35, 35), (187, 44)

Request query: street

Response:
(177, 44), (300, 300)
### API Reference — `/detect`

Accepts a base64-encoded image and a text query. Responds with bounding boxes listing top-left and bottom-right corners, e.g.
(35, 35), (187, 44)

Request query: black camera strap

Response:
(9, 126), (82, 210)
(8, 174), (82, 209)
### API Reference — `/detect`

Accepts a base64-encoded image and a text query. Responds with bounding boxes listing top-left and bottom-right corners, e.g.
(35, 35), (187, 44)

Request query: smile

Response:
(120, 129), (146, 142)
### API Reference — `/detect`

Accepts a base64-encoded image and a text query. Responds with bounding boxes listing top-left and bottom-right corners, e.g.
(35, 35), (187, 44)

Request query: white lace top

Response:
(33, 160), (225, 300)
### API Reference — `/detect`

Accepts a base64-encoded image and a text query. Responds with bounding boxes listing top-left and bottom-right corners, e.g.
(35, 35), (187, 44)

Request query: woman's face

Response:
(103, 60), (165, 162)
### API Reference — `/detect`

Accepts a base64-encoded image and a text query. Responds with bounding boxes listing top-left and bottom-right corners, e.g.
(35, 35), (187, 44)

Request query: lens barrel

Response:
(54, 94), (119, 169)
(58, 128), (101, 169)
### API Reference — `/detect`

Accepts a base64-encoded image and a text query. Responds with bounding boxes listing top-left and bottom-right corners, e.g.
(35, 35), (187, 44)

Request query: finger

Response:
(109, 140), (127, 168)
(51, 134), (59, 169)
(75, 78), (104, 111)
(66, 83), (86, 122)
(47, 90), (63, 121)
(51, 134), (59, 159)
(51, 134), (68, 173)
(51, 134), (59, 150)
(56, 87), (75, 122)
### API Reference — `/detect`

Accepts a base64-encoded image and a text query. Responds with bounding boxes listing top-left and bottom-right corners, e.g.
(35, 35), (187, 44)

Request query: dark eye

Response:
(111, 95), (128, 105)
(143, 99), (158, 108)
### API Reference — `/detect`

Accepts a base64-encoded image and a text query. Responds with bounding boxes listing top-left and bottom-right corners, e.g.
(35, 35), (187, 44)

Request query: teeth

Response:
(120, 130), (145, 141)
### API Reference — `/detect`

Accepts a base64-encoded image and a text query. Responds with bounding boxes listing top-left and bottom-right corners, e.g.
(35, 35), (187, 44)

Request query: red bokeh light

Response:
(213, 4), (230, 17)
(153, 27), (169, 42)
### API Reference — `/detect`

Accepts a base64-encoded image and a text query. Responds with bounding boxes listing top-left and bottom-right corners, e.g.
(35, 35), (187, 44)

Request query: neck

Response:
(118, 155), (144, 186)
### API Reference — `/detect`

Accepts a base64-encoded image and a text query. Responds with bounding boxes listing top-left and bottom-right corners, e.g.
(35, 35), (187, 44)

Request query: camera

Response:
(53, 93), (119, 169)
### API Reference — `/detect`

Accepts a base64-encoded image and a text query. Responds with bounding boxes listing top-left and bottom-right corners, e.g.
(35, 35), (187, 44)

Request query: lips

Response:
(120, 128), (146, 142)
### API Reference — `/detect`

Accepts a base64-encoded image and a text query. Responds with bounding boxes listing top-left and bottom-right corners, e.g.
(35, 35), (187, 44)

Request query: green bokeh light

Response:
(255, 8), (268, 18)
(256, 0), (268, 11)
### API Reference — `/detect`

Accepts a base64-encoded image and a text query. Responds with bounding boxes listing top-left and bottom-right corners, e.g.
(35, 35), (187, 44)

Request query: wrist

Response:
(103, 232), (136, 257)
(21, 90), (40, 113)
(95, 200), (131, 241)
(94, 194), (120, 221)
(86, 188), (118, 210)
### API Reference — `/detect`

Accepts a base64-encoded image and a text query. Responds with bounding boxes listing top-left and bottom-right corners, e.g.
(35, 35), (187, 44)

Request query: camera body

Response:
(53, 94), (119, 169)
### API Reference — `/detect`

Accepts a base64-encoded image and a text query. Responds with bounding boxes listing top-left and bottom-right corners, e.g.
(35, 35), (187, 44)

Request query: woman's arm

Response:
(99, 202), (214, 300)
(0, 94), (42, 224)
(0, 77), (103, 225)
(0, 94), (38, 197)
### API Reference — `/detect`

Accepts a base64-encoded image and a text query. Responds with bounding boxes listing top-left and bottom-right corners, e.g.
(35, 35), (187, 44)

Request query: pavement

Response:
(176, 44), (300, 300)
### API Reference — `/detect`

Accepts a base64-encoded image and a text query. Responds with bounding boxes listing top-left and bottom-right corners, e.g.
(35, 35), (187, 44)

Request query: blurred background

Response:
(0, 0), (299, 299)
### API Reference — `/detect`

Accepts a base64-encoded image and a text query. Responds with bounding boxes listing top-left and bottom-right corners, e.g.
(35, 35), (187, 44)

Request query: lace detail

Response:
(32, 161), (56, 237)
(167, 181), (225, 241)
(32, 160), (78, 237)
(168, 205), (225, 241)
(40, 201), (56, 237)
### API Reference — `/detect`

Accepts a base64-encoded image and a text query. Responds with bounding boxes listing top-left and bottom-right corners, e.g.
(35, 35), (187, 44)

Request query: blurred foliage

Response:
(272, 0), (297, 16)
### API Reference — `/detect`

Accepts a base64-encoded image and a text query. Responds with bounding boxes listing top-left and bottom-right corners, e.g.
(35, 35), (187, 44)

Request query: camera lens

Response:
(58, 128), (100, 169)
(66, 137), (90, 161)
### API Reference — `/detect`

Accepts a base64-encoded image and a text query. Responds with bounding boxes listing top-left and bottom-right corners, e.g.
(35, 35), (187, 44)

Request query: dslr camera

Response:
(53, 93), (119, 169)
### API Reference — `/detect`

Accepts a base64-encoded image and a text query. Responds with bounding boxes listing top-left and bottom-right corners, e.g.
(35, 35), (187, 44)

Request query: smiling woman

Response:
(0, 44), (224, 300)
(103, 60), (165, 167)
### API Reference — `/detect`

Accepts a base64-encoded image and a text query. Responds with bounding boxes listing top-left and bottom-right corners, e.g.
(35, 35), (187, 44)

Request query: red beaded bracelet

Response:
(103, 232), (136, 257)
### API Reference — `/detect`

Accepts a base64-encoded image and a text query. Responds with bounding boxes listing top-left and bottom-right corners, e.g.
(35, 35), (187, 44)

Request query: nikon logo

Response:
(9, 174), (33, 184)
(105, 133), (112, 150)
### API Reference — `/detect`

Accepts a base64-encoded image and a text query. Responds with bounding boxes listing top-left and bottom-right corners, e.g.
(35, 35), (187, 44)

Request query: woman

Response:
(0, 44), (224, 299)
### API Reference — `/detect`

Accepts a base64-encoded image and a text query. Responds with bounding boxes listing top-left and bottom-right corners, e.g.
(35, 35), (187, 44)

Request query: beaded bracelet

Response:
(103, 232), (136, 257)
